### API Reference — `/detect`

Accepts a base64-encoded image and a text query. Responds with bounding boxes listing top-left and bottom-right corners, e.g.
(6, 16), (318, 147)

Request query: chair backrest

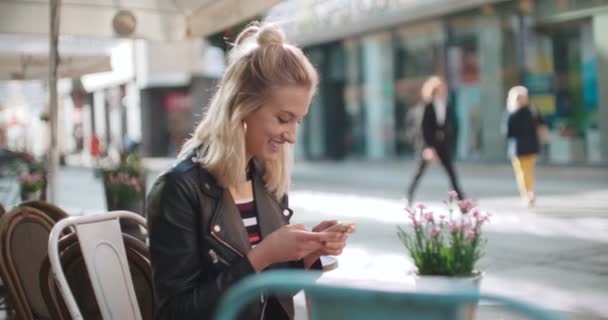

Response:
(215, 270), (561, 320)
(40, 233), (154, 320)
(20, 200), (69, 223)
(0, 206), (56, 319)
(48, 210), (147, 320)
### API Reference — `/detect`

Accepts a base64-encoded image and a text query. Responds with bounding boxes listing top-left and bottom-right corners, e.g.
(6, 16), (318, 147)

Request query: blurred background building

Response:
(267, 0), (608, 165)
(1, 0), (607, 166)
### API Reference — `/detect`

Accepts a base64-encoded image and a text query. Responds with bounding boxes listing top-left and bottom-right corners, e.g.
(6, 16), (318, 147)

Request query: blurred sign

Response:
(163, 92), (192, 112)
(266, 0), (508, 45)
(525, 73), (554, 95)
(525, 73), (556, 114)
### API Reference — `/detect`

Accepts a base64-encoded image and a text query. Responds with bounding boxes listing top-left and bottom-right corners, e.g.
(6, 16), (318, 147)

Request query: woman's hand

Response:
(247, 224), (340, 272)
(303, 220), (355, 269)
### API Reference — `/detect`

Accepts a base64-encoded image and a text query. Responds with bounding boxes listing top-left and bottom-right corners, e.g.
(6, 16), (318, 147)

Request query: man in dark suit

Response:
(407, 76), (465, 206)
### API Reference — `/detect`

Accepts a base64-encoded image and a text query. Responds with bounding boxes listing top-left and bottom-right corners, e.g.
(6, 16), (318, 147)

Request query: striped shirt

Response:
(236, 197), (261, 246)
(235, 165), (261, 246)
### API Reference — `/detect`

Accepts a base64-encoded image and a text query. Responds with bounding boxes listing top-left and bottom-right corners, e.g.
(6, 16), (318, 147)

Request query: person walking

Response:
(406, 76), (465, 206)
(146, 22), (352, 320)
(506, 86), (543, 207)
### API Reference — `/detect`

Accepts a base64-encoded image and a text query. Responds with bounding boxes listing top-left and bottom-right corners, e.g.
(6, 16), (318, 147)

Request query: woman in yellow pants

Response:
(506, 86), (543, 207)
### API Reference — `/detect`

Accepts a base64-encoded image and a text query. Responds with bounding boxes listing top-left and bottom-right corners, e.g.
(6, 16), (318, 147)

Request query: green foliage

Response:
(397, 195), (489, 277)
(19, 172), (45, 193)
(18, 153), (46, 193)
(98, 152), (146, 203)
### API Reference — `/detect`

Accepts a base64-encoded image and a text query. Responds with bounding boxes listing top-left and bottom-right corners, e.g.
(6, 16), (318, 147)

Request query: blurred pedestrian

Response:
(90, 133), (101, 165)
(406, 76), (465, 206)
(505, 86), (543, 207)
(146, 22), (352, 320)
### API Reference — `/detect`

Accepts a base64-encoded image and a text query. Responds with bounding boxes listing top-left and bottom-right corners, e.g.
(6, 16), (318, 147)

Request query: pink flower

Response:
(430, 227), (440, 237)
(471, 208), (480, 218)
(416, 203), (426, 210)
(439, 214), (446, 220)
(478, 212), (490, 223)
(448, 223), (459, 232)
(447, 190), (458, 198)
(423, 211), (434, 222)
(465, 229), (476, 240)
(458, 200), (475, 213)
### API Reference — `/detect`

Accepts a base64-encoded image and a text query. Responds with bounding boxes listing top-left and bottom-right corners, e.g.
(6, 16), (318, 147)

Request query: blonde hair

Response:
(507, 85), (528, 113)
(179, 22), (318, 199)
(421, 76), (444, 103)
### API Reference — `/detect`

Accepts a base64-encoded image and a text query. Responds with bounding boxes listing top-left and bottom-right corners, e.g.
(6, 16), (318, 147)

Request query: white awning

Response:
(0, 0), (284, 41)
(0, 53), (111, 80)
(0, 33), (115, 80)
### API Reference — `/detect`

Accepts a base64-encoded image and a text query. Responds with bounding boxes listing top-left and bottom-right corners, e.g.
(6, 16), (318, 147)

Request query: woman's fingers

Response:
(312, 220), (338, 232)
(297, 230), (342, 242)
(323, 240), (347, 249)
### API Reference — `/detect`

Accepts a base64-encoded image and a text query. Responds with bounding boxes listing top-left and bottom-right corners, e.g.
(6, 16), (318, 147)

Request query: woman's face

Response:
(517, 93), (529, 107)
(243, 85), (312, 161)
(435, 82), (448, 101)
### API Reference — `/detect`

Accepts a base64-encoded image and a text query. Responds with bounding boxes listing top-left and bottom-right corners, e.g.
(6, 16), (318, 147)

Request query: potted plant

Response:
(18, 154), (47, 202)
(19, 171), (45, 201)
(97, 152), (147, 240)
(397, 191), (490, 319)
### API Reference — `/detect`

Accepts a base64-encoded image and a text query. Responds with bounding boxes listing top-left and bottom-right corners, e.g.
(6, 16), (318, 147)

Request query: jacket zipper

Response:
(209, 200), (245, 258)
(208, 177), (266, 319)
(258, 295), (267, 320)
(208, 249), (229, 265)
(211, 231), (267, 320)
(210, 231), (245, 257)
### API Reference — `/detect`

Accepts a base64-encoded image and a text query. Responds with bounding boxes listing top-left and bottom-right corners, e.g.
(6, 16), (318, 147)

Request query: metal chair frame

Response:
(215, 270), (562, 320)
(48, 210), (147, 320)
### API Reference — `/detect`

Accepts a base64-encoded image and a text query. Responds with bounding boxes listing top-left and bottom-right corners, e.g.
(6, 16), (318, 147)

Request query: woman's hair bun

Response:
(234, 22), (261, 46)
(256, 23), (285, 47)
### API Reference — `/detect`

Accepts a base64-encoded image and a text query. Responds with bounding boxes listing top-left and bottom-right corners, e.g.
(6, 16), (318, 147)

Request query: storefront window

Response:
(531, 20), (599, 163)
(446, 16), (483, 160)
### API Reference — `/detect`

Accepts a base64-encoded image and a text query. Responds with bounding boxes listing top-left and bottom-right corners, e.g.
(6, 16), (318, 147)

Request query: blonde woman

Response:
(406, 76), (465, 206)
(506, 86), (543, 207)
(146, 23), (352, 320)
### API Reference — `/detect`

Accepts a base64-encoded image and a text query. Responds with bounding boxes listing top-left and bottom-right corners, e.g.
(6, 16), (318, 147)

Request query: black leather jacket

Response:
(147, 151), (316, 320)
(421, 101), (458, 155)
(507, 106), (541, 156)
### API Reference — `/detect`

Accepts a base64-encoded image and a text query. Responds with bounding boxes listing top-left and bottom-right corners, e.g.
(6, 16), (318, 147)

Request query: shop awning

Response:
(0, 0), (283, 41)
(0, 53), (111, 80)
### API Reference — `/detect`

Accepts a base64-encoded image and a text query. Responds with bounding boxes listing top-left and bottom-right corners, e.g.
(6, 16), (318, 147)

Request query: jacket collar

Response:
(250, 166), (288, 240)
(192, 148), (287, 256)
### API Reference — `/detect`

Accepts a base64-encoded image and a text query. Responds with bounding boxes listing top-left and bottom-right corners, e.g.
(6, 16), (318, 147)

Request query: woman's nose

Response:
(282, 129), (296, 144)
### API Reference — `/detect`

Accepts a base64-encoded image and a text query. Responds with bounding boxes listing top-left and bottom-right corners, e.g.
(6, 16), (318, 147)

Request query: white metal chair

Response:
(48, 210), (147, 320)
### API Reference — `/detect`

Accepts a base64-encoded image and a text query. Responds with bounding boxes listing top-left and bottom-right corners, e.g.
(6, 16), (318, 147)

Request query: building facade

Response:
(78, 39), (224, 159)
(268, 0), (608, 165)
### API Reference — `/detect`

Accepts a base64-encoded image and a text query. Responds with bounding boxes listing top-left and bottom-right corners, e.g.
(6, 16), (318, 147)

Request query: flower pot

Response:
(414, 272), (483, 320)
(21, 190), (42, 202)
(102, 176), (146, 242)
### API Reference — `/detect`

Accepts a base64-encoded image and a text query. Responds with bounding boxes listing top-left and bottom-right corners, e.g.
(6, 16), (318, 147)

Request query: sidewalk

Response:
(52, 158), (608, 319)
(59, 156), (608, 220)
